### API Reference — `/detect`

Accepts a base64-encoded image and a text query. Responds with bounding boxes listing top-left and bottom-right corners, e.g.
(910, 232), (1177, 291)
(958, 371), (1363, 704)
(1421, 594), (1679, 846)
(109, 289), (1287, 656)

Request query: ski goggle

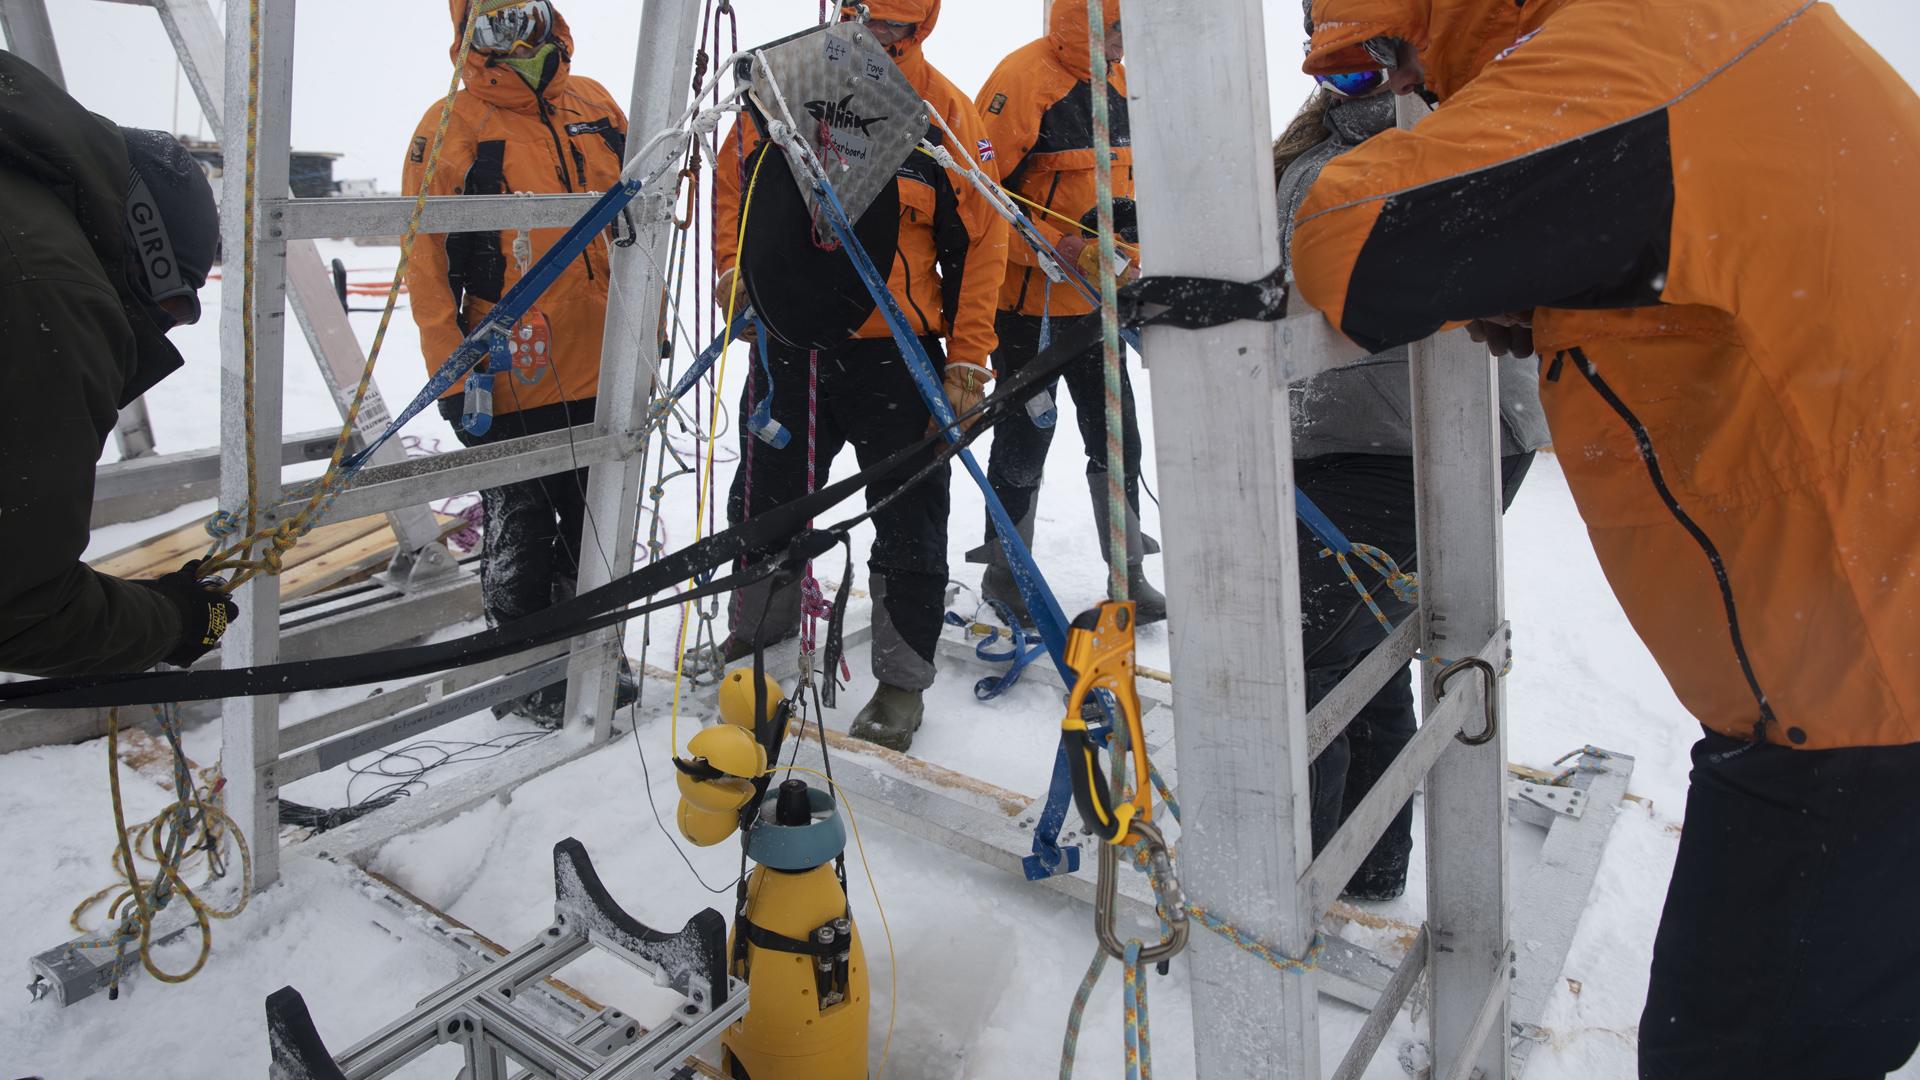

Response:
(471, 0), (554, 55)
(1306, 40), (1387, 98)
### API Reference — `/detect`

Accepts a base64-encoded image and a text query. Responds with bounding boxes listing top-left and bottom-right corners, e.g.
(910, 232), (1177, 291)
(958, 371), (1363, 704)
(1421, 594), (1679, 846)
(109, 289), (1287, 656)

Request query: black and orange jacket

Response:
(973, 0), (1132, 319)
(714, 0), (1008, 368)
(1293, 0), (1920, 750)
(403, 0), (629, 415)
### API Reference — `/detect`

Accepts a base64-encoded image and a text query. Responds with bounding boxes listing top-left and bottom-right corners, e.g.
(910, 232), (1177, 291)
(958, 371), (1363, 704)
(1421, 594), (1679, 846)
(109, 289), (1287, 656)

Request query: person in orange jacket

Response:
(404, 0), (635, 725)
(1291, 1), (1920, 1075)
(711, 0), (1008, 752)
(969, 0), (1164, 627)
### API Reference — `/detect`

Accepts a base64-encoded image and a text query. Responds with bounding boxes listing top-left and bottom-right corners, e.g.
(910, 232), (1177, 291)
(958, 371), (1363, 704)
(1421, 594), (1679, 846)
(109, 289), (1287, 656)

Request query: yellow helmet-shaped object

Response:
(718, 669), (787, 730)
(677, 766), (755, 813)
(687, 724), (768, 779)
(676, 800), (743, 847)
(673, 723), (770, 847)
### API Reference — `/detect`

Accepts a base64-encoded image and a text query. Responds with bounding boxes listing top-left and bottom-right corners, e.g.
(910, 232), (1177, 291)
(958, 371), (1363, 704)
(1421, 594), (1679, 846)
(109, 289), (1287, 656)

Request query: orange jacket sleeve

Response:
(402, 106), (478, 373)
(925, 85), (1009, 367)
(711, 119), (765, 282)
(1293, 89), (1678, 354)
(975, 61), (1063, 269)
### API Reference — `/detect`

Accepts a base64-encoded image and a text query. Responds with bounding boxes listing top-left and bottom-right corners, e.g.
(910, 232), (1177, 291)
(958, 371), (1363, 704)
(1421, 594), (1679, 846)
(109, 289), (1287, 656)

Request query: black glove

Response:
(137, 560), (240, 668)
(1466, 317), (1535, 359)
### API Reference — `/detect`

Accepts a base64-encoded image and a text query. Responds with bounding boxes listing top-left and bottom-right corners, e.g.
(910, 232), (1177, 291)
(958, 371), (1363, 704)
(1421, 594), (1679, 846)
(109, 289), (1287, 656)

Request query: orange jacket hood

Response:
(845, 0), (940, 85)
(1047, 0), (1097, 79)
(1304, 0), (1556, 100)
(449, 0), (579, 110)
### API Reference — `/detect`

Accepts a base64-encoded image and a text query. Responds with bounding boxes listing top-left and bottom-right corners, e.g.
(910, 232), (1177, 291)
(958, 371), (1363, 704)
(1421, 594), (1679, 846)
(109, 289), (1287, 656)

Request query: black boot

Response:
(968, 506), (1038, 629)
(1088, 473), (1166, 624)
(1129, 563), (1168, 625)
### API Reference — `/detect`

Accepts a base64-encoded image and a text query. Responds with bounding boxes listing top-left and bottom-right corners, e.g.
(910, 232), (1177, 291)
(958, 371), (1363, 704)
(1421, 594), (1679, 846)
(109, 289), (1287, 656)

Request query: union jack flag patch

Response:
(976, 138), (996, 162)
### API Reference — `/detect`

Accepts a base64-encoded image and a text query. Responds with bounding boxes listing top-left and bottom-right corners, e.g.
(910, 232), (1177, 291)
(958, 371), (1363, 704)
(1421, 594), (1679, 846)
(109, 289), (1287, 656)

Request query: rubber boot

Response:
(1087, 472), (1167, 624)
(967, 506), (1038, 629)
(847, 682), (924, 753)
(1129, 564), (1168, 626)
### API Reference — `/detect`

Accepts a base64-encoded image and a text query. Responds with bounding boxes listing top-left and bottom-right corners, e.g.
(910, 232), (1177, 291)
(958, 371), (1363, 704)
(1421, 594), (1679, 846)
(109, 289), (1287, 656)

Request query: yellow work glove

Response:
(713, 267), (757, 343)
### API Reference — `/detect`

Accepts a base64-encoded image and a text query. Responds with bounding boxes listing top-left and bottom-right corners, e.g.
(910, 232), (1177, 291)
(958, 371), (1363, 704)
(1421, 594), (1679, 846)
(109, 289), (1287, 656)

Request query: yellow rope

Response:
(71, 708), (251, 987)
(203, 0), (485, 587)
(668, 143), (768, 756)
(1001, 185), (1139, 256)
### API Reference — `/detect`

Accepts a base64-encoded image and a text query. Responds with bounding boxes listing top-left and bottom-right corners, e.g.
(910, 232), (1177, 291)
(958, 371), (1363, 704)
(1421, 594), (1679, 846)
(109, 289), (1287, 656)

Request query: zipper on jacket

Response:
(1569, 346), (1777, 745)
(899, 251), (932, 334)
(534, 95), (600, 282)
(1545, 350), (1565, 383)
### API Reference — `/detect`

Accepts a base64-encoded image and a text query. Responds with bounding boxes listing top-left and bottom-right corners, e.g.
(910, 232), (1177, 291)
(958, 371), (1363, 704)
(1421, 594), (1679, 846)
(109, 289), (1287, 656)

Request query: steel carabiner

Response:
(1437, 655), (1500, 746)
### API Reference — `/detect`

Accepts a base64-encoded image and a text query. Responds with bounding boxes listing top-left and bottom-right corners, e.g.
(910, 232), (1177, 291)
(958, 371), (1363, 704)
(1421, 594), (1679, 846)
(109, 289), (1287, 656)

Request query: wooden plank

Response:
(280, 513), (462, 601)
(91, 513), (385, 582)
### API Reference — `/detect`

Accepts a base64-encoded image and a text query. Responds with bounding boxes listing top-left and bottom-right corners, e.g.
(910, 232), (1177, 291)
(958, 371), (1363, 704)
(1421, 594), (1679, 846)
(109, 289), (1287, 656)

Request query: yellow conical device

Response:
(722, 780), (869, 1079)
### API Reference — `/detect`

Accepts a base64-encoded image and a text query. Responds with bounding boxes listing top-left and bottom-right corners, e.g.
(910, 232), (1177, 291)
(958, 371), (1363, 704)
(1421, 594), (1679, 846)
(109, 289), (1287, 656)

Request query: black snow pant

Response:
(1639, 732), (1920, 1080)
(1302, 452), (1534, 898)
(442, 397), (592, 627)
(726, 336), (951, 692)
(979, 311), (1145, 550)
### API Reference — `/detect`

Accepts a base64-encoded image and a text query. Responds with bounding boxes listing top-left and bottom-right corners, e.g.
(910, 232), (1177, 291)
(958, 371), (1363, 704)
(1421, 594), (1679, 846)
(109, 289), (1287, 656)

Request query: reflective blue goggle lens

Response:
(1314, 68), (1387, 98)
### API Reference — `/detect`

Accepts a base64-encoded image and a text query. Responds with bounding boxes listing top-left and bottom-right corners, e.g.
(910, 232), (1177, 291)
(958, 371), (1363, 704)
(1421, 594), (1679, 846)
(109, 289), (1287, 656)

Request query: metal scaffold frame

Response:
(211, 0), (703, 892)
(1115, 1), (1520, 1073)
(4, 1), (1637, 1074)
(0, 0), (700, 897)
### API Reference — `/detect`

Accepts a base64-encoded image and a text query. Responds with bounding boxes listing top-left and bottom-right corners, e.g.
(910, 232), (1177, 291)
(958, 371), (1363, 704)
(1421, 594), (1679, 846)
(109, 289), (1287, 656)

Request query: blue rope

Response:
(943, 605), (1047, 700)
(804, 167), (1087, 879)
(745, 314), (791, 449)
(343, 176), (648, 474)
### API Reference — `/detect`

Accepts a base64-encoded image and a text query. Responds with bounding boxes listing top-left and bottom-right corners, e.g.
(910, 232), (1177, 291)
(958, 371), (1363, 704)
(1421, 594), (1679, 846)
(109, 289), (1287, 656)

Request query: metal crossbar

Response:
(270, 193), (605, 239)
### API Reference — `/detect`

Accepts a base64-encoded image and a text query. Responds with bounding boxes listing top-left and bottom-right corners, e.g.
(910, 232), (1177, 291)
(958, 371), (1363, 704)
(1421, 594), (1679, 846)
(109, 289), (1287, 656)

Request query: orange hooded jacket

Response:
(402, 1), (630, 415)
(712, 0), (1009, 368)
(1292, 0), (1920, 750)
(973, 0), (1133, 319)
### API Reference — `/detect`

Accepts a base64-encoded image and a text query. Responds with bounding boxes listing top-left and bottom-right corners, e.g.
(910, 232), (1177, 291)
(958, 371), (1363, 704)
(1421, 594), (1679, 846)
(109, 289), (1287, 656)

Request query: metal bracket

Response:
(1512, 780), (1587, 823)
(264, 839), (743, 1079)
(379, 540), (463, 593)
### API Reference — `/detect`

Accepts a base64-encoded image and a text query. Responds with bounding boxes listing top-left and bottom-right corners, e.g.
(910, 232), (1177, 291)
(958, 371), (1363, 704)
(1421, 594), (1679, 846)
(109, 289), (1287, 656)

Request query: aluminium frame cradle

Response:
(263, 839), (746, 1080)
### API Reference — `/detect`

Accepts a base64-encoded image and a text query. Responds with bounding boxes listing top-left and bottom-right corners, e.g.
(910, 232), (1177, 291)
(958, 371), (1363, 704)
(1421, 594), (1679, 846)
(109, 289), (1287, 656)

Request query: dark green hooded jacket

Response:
(0, 51), (186, 676)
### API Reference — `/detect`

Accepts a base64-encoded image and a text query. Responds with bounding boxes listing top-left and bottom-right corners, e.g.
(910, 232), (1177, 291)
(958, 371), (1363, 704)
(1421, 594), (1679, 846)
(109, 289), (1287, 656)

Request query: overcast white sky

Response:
(26, 0), (1920, 192)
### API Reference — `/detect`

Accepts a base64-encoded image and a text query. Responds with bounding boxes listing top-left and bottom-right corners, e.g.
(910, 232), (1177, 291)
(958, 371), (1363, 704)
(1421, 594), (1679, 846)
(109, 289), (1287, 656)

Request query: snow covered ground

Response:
(11, 241), (1914, 1080)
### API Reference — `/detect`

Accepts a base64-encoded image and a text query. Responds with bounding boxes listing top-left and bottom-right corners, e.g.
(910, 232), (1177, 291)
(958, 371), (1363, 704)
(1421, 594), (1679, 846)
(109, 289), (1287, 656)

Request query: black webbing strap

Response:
(1120, 264), (1291, 331)
(0, 314), (1107, 711)
(740, 913), (847, 958)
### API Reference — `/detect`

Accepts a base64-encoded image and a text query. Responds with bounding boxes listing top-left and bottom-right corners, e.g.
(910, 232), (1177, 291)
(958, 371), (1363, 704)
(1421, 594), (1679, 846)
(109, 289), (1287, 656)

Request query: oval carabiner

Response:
(672, 165), (699, 231)
(1091, 820), (1190, 965)
(1437, 655), (1500, 746)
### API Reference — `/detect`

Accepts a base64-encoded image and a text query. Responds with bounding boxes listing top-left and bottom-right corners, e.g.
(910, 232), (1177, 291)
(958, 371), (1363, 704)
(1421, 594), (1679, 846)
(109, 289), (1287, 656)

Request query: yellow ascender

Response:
(1060, 600), (1152, 846)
